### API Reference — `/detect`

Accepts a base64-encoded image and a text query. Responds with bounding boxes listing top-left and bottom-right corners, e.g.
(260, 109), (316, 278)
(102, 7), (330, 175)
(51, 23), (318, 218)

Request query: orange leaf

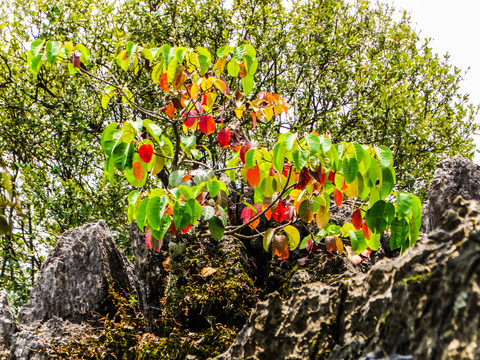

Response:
(265, 208), (272, 221)
(251, 111), (257, 130)
(352, 209), (362, 230)
(334, 188), (343, 207)
(362, 221), (371, 240)
(166, 103), (176, 118)
(133, 161), (143, 181)
(248, 218), (260, 230)
(273, 234), (289, 260)
(199, 115), (216, 135)
(200, 266), (218, 278)
(247, 166), (261, 188)
(182, 223), (192, 234)
(160, 72), (169, 91)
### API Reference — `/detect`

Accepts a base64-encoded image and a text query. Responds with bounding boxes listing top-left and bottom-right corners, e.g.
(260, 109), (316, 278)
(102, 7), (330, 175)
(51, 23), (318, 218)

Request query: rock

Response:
(10, 318), (90, 360)
(18, 221), (139, 325)
(215, 197), (480, 360)
(422, 155), (480, 233)
(0, 291), (16, 358)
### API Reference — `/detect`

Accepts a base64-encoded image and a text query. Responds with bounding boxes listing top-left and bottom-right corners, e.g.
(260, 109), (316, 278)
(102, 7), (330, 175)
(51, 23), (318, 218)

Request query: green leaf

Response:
(263, 228), (275, 252)
(143, 119), (162, 144)
(320, 137), (332, 153)
(376, 146), (393, 169)
(390, 217), (410, 250)
(125, 153), (148, 187)
(198, 54), (210, 76)
(173, 202), (192, 230)
(112, 143), (134, 170)
(178, 185), (194, 201)
(365, 200), (395, 234)
(45, 40), (61, 64)
(243, 74), (254, 94)
(169, 170), (186, 187)
(343, 157), (358, 184)
(101, 123), (119, 155)
(353, 143), (364, 163)
(349, 230), (368, 253)
(150, 214), (171, 242)
(284, 133), (297, 151)
(396, 192), (414, 219)
(284, 225), (301, 249)
(207, 180), (220, 198)
(136, 198), (149, 231)
(127, 190), (140, 223)
(381, 167), (395, 199)
(273, 143), (287, 173)
(298, 198), (314, 223)
(146, 196), (167, 230)
(76, 43), (90, 65)
(292, 149), (308, 171)
(233, 45), (246, 62)
(245, 148), (256, 169)
(167, 58), (178, 83)
(227, 61), (240, 77)
(30, 39), (44, 57)
(366, 232), (381, 251)
(217, 45), (233, 59)
(305, 134), (320, 154)
(209, 216), (224, 241)
(202, 206), (215, 221)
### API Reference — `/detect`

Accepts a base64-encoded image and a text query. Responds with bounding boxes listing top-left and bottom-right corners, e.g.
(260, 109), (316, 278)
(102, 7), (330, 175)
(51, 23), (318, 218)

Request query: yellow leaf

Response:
(284, 225), (300, 249)
(200, 266), (218, 278)
(264, 106), (273, 121)
(316, 205), (330, 229)
(334, 236), (344, 253)
(344, 181), (358, 198)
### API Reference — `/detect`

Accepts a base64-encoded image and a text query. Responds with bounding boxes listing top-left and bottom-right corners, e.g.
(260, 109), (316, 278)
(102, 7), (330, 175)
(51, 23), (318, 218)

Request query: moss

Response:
(402, 271), (432, 284)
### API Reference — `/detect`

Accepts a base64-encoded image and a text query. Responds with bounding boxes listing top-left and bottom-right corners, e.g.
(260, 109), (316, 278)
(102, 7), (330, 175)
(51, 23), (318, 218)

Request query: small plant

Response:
(27, 41), (421, 262)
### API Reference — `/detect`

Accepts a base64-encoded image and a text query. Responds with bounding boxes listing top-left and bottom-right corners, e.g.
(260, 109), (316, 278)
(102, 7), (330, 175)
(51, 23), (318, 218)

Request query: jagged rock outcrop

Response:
(18, 221), (138, 325)
(0, 291), (16, 358)
(215, 196), (480, 360)
(9, 221), (139, 360)
(422, 155), (480, 233)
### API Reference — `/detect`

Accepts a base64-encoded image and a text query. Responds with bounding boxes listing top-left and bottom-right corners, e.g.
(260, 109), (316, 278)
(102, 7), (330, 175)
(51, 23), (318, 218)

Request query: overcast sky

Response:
(384, 0), (480, 161)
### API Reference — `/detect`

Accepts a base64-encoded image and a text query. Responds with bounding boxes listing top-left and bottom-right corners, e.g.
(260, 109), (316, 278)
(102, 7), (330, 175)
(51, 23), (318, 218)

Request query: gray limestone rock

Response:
(215, 196), (480, 360)
(17, 221), (138, 325)
(422, 155), (480, 233)
(0, 291), (16, 358)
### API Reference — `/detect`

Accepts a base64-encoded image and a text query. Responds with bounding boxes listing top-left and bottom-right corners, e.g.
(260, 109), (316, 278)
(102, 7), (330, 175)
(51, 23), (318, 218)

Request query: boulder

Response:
(215, 196), (480, 359)
(17, 221), (138, 325)
(0, 291), (16, 358)
(422, 155), (480, 233)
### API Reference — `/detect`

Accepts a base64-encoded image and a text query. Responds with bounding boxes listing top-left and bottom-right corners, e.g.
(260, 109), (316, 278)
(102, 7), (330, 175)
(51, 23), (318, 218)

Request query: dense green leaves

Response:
(365, 200), (395, 234)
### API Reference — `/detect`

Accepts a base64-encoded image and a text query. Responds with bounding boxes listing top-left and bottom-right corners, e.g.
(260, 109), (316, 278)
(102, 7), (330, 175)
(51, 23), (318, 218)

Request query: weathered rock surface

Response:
(0, 291), (16, 358)
(18, 221), (138, 325)
(422, 155), (480, 233)
(215, 196), (480, 360)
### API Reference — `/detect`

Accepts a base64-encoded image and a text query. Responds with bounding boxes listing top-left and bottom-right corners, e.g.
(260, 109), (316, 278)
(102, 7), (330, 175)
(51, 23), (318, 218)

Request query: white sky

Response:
(384, 0), (480, 161)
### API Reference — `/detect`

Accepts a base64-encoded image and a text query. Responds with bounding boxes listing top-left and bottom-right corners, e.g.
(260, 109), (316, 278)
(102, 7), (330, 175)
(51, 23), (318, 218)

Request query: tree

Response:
(0, 0), (476, 305)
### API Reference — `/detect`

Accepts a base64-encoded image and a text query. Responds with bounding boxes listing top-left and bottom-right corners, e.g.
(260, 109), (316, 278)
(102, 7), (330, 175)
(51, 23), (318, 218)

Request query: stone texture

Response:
(422, 155), (480, 233)
(215, 196), (480, 360)
(0, 291), (16, 358)
(18, 221), (138, 325)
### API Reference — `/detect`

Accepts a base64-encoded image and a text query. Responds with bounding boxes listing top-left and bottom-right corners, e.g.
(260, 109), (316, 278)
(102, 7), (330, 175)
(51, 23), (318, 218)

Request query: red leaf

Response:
(217, 129), (231, 148)
(247, 166), (261, 188)
(183, 109), (198, 128)
(139, 144), (154, 163)
(201, 93), (207, 106)
(352, 209), (362, 230)
(334, 188), (343, 207)
(295, 167), (311, 190)
(241, 206), (252, 224)
(273, 234), (289, 260)
(341, 179), (348, 191)
(160, 72), (169, 91)
(328, 171), (336, 184)
(306, 236), (318, 253)
(145, 229), (153, 250)
(72, 51), (81, 68)
(133, 161), (144, 181)
(272, 200), (286, 223)
(240, 144), (251, 164)
(324, 236), (336, 251)
(319, 169), (326, 186)
(199, 115), (216, 135)
(362, 221), (371, 240)
(182, 223), (192, 234)
(284, 206), (294, 222)
(283, 164), (292, 178)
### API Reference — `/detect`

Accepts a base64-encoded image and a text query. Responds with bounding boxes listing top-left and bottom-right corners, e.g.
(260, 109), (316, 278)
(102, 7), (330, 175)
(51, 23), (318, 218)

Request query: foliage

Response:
(0, 0), (477, 303)
(29, 40), (422, 261)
